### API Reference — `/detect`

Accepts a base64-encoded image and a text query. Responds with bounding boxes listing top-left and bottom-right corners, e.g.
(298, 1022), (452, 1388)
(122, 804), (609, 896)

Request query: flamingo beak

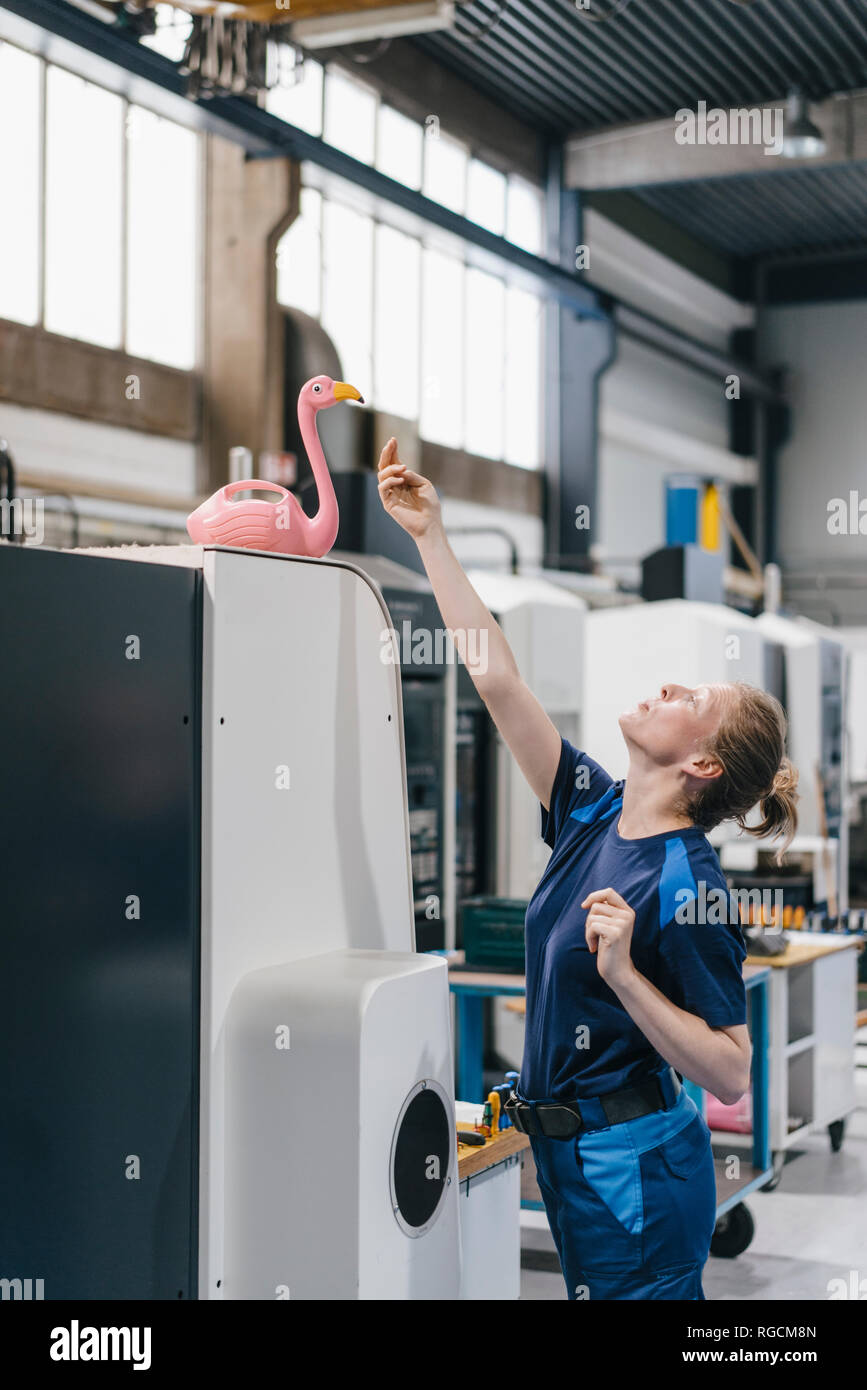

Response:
(333, 381), (364, 404)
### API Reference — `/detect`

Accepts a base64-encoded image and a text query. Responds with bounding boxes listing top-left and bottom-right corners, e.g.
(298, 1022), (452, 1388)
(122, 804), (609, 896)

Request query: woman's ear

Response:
(685, 752), (724, 783)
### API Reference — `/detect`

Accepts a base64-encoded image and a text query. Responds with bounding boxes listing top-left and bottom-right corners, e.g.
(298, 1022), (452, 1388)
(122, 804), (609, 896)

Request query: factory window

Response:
(277, 186), (322, 317)
(374, 224), (421, 419)
(126, 107), (199, 370)
(422, 131), (469, 214)
(505, 286), (543, 469)
(0, 43), (41, 327)
(266, 55), (324, 137)
(276, 194), (543, 467)
(506, 175), (544, 255)
(267, 61), (544, 257)
(0, 43), (200, 369)
(321, 199), (374, 390)
(420, 247), (465, 450)
(467, 159), (507, 236)
(376, 104), (423, 190)
(44, 67), (124, 349)
(323, 67), (377, 165)
(465, 268), (505, 460)
(270, 66), (545, 467)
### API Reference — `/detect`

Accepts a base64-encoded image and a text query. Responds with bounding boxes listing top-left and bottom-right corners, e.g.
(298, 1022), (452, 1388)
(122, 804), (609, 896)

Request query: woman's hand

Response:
(582, 888), (636, 989)
(377, 437), (442, 542)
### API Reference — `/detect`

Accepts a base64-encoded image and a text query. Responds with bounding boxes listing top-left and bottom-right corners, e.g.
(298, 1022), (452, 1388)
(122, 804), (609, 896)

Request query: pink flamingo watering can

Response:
(186, 375), (364, 558)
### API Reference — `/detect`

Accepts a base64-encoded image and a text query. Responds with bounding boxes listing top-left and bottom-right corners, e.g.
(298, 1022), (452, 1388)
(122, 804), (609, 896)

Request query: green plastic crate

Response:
(460, 896), (529, 972)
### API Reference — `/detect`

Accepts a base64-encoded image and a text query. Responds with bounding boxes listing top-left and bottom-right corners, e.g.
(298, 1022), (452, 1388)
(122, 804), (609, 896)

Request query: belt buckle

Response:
(503, 1093), (528, 1134)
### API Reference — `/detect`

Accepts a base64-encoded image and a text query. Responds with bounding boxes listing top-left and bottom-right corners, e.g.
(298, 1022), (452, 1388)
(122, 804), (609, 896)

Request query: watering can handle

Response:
(221, 479), (291, 503)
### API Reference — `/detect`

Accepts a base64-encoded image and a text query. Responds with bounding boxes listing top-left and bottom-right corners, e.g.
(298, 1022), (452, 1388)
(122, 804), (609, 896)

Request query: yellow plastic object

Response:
(700, 481), (721, 552)
(165, 0), (442, 23)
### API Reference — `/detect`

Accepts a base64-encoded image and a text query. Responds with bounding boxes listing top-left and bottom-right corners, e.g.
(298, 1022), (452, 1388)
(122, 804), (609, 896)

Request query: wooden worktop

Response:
(456, 1125), (530, 1180)
(746, 932), (862, 968)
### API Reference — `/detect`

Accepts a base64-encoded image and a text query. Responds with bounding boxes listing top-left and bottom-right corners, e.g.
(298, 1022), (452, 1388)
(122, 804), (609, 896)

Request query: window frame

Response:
(0, 40), (203, 372)
(272, 64), (546, 469)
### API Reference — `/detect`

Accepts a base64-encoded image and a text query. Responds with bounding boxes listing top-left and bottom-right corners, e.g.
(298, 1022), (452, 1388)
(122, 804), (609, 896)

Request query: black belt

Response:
(504, 1067), (682, 1140)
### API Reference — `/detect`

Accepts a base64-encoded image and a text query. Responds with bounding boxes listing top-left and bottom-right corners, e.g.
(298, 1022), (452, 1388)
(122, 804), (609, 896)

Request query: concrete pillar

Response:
(202, 136), (299, 491)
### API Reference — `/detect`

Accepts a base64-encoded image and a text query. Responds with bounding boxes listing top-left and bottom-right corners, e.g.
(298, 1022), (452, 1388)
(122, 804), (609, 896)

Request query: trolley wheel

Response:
(828, 1119), (845, 1152)
(760, 1150), (786, 1192)
(711, 1202), (755, 1259)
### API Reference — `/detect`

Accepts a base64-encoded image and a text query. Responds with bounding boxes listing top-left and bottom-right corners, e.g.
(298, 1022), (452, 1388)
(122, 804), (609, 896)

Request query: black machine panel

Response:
(0, 547), (201, 1299)
(377, 578), (449, 954)
(455, 707), (496, 909)
(402, 679), (445, 952)
(820, 638), (845, 837)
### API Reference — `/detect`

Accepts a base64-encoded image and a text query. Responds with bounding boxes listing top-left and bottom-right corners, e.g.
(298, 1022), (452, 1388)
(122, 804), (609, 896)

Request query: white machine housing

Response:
(583, 599), (766, 778)
(582, 599), (769, 847)
(225, 948), (457, 1299)
(755, 612), (848, 838)
(756, 611), (849, 910)
(465, 570), (586, 899)
(83, 542), (460, 1300)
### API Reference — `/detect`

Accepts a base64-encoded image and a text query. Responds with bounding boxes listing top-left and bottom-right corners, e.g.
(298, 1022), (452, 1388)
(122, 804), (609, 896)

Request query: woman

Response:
(376, 438), (799, 1301)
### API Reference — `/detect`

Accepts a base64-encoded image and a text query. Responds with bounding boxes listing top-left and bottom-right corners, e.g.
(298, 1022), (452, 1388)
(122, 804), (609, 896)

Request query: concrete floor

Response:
(520, 1037), (867, 1301)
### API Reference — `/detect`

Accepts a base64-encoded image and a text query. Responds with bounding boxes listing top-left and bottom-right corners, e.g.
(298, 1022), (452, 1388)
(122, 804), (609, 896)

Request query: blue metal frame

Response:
(543, 156), (617, 571)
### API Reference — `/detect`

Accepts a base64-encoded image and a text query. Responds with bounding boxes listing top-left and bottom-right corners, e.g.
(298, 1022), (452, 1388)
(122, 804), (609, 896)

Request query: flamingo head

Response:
(300, 375), (365, 412)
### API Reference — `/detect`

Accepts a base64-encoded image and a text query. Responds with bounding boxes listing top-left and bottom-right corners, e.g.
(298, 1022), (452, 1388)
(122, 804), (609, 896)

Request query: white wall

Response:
(585, 210), (753, 354)
(440, 214), (758, 577)
(589, 211), (755, 574)
(758, 299), (867, 625)
(0, 401), (199, 500)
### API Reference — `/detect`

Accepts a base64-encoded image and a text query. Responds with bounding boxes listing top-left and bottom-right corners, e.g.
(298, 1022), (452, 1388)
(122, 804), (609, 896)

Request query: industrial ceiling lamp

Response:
(290, 1), (456, 49)
(781, 89), (827, 159)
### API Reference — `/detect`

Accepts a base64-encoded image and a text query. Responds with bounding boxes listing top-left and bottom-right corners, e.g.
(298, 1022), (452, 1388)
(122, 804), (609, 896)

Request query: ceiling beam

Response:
(585, 191), (752, 301)
(169, 0), (461, 20)
(564, 93), (867, 191)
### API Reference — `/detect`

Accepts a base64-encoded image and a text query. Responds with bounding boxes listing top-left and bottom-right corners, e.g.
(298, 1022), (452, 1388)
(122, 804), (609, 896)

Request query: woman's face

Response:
(619, 682), (732, 770)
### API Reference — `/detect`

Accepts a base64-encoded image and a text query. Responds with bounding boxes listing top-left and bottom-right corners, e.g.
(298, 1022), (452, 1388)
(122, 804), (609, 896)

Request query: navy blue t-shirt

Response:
(520, 737), (747, 1102)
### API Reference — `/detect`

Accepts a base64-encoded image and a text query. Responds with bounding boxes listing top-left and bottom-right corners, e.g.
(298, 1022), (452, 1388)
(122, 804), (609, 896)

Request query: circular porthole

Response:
(389, 1079), (453, 1238)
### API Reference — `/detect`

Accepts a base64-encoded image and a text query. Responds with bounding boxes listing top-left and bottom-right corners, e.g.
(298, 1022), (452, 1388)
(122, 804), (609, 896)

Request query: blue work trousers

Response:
(529, 1087), (717, 1300)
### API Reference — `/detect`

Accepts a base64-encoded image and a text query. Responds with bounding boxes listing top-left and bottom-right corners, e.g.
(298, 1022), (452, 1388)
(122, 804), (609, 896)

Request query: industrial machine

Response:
(452, 572), (585, 1082)
(330, 550), (456, 953)
(0, 541), (460, 1300)
(582, 599), (767, 790)
(581, 598), (851, 912)
(455, 571), (586, 905)
(756, 611), (849, 913)
(755, 613), (848, 841)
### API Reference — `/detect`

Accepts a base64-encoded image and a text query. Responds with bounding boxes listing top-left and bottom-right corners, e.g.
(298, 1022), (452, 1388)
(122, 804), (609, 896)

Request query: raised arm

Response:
(377, 438), (562, 809)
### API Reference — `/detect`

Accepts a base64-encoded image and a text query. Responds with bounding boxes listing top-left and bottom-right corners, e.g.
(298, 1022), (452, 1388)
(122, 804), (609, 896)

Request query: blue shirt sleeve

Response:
(654, 917), (748, 1028)
(540, 736), (615, 850)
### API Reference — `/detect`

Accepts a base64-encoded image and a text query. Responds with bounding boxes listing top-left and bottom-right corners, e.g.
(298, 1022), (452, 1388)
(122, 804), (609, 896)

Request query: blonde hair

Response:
(684, 682), (799, 866)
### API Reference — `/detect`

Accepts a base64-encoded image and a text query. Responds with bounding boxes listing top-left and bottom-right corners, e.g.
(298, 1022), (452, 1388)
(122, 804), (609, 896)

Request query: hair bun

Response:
(771, 757), (799, 797)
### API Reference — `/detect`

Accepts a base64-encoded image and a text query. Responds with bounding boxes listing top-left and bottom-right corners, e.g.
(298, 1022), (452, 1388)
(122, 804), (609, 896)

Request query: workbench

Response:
(455, 1116), (530, 1299)
(744, 930), (861, 1185)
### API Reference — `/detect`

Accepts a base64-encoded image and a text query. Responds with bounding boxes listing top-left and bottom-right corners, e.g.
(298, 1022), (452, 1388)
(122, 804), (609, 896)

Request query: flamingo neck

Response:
(298, 402), (337, 519)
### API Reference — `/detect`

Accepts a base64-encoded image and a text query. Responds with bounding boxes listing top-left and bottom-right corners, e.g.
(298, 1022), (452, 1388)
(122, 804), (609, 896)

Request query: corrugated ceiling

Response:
(414, 0), (867, 260)
(633, 162), (867, 257)
(417, 0), (867, 134)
